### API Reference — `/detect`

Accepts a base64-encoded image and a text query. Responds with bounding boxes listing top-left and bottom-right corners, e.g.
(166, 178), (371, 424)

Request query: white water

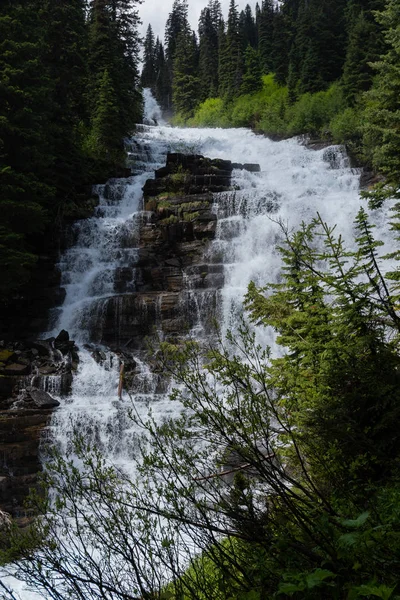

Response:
(4, 91), (395, 599)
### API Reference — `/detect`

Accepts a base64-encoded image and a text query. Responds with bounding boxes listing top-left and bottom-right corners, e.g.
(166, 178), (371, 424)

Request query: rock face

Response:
(0, 332), (78, 520)
(96, 152), (256, 351)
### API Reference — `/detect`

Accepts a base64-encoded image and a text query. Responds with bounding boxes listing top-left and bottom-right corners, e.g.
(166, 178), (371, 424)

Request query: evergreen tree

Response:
(165, 0), (189, 66)
(240, 45), (263, 95)
(258, 0), (274, 74)
(39, 0), (88, 202)
(239, 4), (257, 50)
(363, 0), (400, 198)
(141, 24), (156, 89)
(87, 69), (122, 163)
(0, 1), (53, 298)
(153, 38), (170, 111)
(218, 0), (243, 100)
(342, 0), (385, 105)
(271, 6), (290, 85)
(165, 0), (189, 110)
(198, 3), (221, 100)
(172, 27), (200, 118)
(87, 0), (142, 162)
(288, 0), (347, 96)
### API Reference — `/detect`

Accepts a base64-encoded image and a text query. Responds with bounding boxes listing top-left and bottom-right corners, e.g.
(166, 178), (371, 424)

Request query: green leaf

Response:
(306, 569), (336, 589)
(351, 584), (396, 599)
(341, 512), (370, 529)
(278, 582), (306, 595)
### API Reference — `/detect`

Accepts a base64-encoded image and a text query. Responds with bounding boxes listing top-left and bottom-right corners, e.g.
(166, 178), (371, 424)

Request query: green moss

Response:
(183, 211), (200, 222)
(158, 200), (174, 209)
(160, 215), (180, 225)
(0, 350), (13, 362)
(182, 201), (205, 210)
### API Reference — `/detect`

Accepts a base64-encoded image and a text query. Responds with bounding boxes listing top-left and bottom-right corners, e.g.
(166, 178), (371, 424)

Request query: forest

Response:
(2, 0), (400, 599)
(143, 0), (400, 198)
(0, 0), (142, 305)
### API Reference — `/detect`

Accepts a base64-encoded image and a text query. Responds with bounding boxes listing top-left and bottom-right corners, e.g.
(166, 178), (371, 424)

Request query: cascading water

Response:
(5, 90), (395, 599)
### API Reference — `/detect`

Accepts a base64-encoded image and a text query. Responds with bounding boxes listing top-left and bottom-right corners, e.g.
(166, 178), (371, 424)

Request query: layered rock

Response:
(0, 331), (78, 520)
(98, 153), (259, 351)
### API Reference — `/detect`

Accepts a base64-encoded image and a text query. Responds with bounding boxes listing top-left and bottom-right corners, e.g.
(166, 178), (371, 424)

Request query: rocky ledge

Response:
(97, 152), (260, 350)
(0, 330), (78, 521)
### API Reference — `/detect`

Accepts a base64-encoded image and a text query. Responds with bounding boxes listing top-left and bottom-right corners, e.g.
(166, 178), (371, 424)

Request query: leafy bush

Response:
(286, 83), (346, 136)
(188, 98), (231, 128)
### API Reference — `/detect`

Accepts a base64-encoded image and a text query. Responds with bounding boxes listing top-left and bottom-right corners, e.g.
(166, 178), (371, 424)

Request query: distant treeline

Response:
(142, 0), (400, 200)
(0, 0), (142, 303)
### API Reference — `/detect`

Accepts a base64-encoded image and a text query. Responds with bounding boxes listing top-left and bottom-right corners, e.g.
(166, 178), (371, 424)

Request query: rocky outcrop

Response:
(0, 331), (78, 520)
(98, 152), (259, 351)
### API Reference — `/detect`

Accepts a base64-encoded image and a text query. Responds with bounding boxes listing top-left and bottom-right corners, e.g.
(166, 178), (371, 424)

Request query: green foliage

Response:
(172, 27), (200, 119)
(0, 0), (143, 304)
(240, 45), (263, 96)
(329, 106), (362, 147)
(188, 98), (231, 128)
(361, 0), (400, 197)
(286, 83), (345, 135)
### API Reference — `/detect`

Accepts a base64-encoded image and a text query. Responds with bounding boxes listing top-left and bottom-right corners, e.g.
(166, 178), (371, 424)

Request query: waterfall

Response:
(4, 92), (394, 599)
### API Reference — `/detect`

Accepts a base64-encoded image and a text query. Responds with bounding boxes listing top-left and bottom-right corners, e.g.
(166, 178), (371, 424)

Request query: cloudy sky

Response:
(139, 0), (258, 42)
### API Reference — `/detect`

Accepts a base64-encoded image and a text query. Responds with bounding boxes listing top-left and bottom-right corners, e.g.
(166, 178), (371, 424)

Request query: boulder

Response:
(26, 388), (60, 409)
(3, 363), (30, 376)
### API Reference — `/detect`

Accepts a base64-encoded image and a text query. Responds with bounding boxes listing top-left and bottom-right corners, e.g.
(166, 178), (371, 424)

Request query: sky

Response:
(139, 0), (258, 43)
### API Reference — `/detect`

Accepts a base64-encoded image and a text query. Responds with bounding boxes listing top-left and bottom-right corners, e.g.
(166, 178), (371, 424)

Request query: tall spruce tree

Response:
(363, 0), (400, 196)
(0, 1), (53, 298)
(239, 4), (257, 50)
(342, 0), (385, 104)
(258, 0), (275, 74)
(198, 3), (221, 100)
(141, 24), (156, 90)
(39, 0), (88, 203)
(87, 0), (142, 164)
(219, 0), (243, 100)
(165, 0), (189, 110)
(172, 26), (200, 118)
(153, 38), (170, 110)
(240, 44), (263, 95)
(290, 0), (347, 96)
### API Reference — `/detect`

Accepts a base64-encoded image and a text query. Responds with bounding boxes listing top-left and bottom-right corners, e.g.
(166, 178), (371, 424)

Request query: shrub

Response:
(188, 98), (231, 128)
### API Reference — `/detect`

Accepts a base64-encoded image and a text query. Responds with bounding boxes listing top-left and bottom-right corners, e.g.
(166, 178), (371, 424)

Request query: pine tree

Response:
(363, 0), (400, 198)
(292, 0), (347, 95)
(165, 0), (189, 66)
(218, 0), (243, 100)
(87, 0), (142, 161)
(271, 6), (291, 85)
(198, 4), (221, 100)
(239, 4), (257, 50)
(258, 0), (274, 74)
(240, 45), (262, 95)
(153, 38), (170, 111)
(39, 0), (88, 201)
(141, 24), (156, 90)
(172, 27), (200, 118)
(165, 0), (189, 110)
(0, 1), (53, 298)
(342, 0), (385, 105)
(87, 69), (122, 163)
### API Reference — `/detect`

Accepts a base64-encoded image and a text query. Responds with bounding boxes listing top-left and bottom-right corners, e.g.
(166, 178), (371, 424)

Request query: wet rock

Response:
(26, 388), (60, 409)
(30, 340), (52, 357)
(55, 330), (69, 344)
(39, 365), (57, 375)
(3, 363), (30, 376)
